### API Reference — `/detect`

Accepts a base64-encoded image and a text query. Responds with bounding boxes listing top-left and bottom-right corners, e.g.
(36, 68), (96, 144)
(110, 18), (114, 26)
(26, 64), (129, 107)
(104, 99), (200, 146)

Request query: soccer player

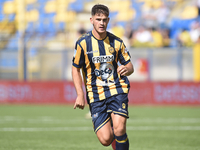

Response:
(72, 4), (134, 150)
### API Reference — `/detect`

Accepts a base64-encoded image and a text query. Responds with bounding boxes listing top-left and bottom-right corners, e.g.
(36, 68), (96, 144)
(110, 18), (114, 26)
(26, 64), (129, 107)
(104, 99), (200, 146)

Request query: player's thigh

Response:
(111, 113), (127, 136)
(96, 120), (114, 146)
(90, 100), (113, 144)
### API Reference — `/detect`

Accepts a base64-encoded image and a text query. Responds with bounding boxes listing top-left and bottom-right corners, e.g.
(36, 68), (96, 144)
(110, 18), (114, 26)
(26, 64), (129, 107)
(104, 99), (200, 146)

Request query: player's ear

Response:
(90, 17), (93, 24)
(107, 17), (110, 23)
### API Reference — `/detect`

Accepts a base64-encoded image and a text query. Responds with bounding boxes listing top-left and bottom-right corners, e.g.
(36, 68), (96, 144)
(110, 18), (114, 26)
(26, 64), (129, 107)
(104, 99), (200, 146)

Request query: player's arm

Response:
(72, 66), (85, 109)
(118, 41), (134, 76)
(117, 62), (134, 76)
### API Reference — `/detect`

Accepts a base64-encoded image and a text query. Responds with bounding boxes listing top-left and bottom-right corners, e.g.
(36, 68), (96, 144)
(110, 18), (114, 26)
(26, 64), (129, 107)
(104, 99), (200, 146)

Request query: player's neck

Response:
(92, 30), (107, 40)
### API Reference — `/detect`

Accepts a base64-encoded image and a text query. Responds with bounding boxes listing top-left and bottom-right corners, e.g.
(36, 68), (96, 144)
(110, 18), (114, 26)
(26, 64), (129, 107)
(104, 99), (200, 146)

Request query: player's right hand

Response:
(73, 95), (85, 110)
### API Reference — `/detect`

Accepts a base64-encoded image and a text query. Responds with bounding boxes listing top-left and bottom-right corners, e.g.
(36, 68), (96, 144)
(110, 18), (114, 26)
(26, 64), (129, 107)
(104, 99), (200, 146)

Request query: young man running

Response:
(72, 4), (134, 150)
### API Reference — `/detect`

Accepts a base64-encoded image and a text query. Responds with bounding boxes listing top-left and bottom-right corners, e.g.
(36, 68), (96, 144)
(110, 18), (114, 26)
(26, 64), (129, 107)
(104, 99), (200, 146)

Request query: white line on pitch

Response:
(0, 126), (200, 132)
(127, 126), (200, 130)
(0, 127), (92, 132)
(1, 117), (200, 124)
(128, 118), (200, 123)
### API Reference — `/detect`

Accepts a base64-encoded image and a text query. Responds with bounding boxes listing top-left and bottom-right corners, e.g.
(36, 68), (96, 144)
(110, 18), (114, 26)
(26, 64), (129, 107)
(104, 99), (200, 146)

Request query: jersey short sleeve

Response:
(72, 41), (85, 68)
(118, 42), (131, 65)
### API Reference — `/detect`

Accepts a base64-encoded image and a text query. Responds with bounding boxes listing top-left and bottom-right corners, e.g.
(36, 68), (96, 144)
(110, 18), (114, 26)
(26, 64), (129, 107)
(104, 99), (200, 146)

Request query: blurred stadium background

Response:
(0, 1), (200, 150)
(0, 0), (200, 104)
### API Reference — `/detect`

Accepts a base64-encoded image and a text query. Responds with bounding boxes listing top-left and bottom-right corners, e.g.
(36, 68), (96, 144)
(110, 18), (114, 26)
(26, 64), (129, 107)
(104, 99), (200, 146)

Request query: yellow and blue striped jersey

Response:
(72, 31), (131, 104)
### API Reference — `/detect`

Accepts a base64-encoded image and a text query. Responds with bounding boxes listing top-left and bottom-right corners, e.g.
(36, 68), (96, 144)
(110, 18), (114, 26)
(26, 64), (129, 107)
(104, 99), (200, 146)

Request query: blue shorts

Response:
(89, 93), (129, 133)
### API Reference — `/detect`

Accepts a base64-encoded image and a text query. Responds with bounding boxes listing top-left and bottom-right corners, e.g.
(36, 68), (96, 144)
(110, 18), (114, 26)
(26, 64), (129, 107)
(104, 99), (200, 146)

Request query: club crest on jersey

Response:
(92, 55), (114, 63)
(95, 63), (114, 80)
(108, 47), (115, 54)
(122, 103), (126, 109)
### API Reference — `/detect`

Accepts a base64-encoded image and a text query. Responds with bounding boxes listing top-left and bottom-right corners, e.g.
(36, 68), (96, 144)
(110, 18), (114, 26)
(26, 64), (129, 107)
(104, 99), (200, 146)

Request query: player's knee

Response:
(113, 125), (126, 136)
(98, 135), (113, 146)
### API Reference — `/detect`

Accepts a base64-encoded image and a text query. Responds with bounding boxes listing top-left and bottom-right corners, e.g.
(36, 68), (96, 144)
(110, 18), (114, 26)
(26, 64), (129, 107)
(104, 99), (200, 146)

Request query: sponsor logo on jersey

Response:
(92, 55), (114, 63)
(73, 49), (77, 57)
(124, 48), (128, 53)
(86, 50), (98, 54)
(96, 79), (115, 86)
(118, 108), (127, 113)
(92, 113), (98, 119)
(95, 63), (114, 80)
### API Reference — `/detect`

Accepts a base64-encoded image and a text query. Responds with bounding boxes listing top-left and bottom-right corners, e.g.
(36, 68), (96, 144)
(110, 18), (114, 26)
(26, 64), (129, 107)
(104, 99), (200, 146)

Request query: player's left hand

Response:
(117, 65), (128, 76)
(74, 95), (85, 110)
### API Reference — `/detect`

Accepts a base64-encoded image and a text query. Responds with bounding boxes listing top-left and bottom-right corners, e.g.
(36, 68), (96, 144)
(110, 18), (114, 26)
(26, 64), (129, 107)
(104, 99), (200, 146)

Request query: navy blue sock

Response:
(115, 133), (129, 150)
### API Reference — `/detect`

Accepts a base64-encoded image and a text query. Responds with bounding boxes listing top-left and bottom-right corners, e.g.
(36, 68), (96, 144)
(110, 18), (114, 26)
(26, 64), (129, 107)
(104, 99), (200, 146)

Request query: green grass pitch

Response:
(0, 105), (200, 150)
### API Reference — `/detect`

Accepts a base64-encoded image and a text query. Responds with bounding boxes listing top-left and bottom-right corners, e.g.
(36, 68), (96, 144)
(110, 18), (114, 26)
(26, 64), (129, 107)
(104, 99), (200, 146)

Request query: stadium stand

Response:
(0, 0), (199, 81)
(0, 0), (200, 50)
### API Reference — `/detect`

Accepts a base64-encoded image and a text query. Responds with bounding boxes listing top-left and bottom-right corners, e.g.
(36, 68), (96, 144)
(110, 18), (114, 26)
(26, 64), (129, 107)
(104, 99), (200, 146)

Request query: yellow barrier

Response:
(193, 38), (200, 82)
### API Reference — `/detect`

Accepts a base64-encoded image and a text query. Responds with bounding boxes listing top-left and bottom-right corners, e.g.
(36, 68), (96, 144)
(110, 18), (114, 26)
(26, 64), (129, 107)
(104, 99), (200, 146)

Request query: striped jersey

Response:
(72, 31), (131, 104)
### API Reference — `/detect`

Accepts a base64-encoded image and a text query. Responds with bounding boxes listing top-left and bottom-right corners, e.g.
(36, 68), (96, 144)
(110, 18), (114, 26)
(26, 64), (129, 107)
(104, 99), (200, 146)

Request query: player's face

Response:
(90, 13), (109, 37)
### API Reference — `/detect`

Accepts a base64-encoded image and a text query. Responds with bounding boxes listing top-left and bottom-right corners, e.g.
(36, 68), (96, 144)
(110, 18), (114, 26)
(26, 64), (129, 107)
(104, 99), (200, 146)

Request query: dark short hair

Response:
(91, 4), (109, 17)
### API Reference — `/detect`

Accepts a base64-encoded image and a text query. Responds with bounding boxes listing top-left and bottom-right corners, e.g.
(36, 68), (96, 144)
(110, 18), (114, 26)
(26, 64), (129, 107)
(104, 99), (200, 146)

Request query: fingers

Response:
(73, 103), (77, 109)
(74, 102), (84, 110)
(117, 66), (127, 76)
(76, 104), (84, 109)
(79, 105), (84, 109)
(74, 95), (85, 110)
(119, 69), (127, 76)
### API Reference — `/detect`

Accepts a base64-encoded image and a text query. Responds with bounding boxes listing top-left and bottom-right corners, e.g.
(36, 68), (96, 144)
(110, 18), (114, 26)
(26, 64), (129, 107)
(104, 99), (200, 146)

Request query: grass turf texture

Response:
(0, 105), (200, 150)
